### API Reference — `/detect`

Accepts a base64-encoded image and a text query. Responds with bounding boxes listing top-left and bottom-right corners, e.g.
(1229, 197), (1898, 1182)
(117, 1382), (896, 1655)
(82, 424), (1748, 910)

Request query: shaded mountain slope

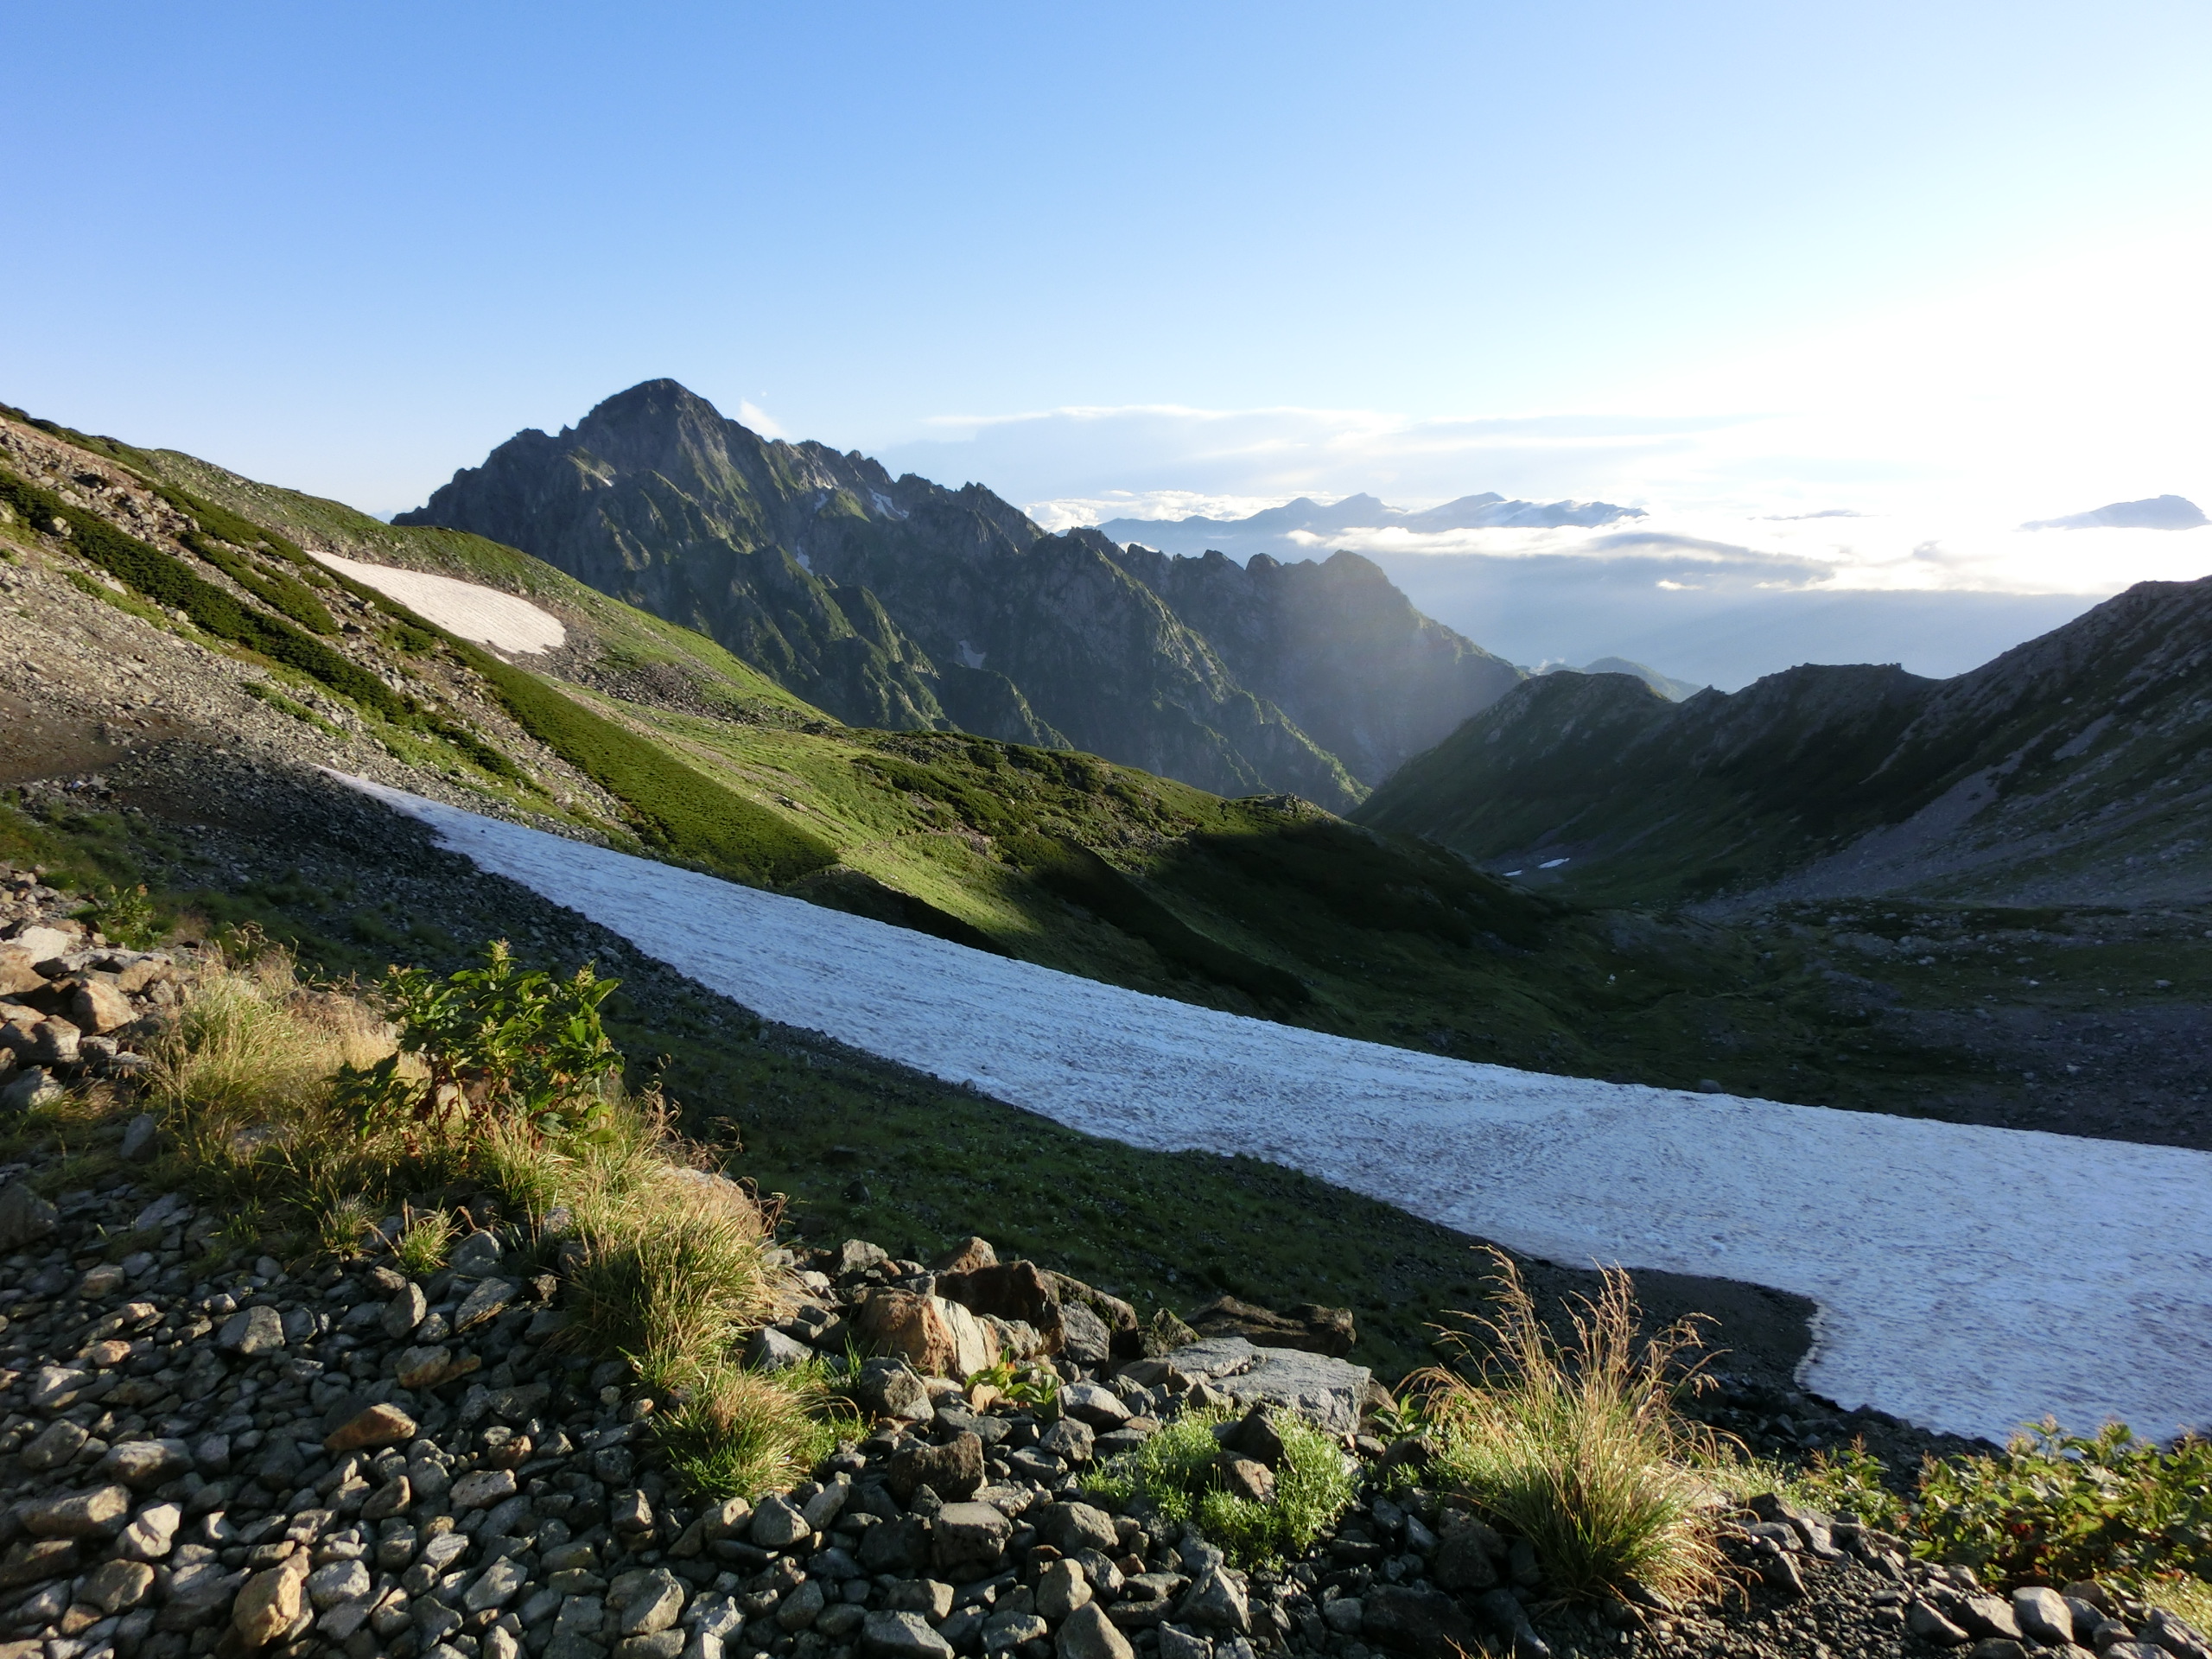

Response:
(398, 380), (1361, 809)
(1357, 576), (2212, 908)
(1107, 545), (1524, 785)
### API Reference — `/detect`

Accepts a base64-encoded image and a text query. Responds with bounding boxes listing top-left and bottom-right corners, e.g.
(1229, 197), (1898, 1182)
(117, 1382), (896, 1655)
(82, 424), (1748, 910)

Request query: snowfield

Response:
(314, 552), (568, 655)
(350, 778), (2212, 1445)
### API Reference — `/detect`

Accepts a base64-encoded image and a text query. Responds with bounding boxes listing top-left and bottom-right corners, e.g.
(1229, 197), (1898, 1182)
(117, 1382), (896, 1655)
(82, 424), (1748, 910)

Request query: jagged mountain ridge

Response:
(400, 382), (1526, 805)
(1354, 576), (2212, 907)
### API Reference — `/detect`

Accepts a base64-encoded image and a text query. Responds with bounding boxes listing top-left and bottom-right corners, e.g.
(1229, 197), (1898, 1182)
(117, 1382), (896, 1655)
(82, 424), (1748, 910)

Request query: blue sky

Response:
(7, 2), (2211, 602)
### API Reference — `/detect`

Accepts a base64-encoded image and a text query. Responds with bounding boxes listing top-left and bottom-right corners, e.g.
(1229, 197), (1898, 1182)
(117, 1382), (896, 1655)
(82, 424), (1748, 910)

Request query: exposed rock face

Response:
(399, 380), (1529, 808)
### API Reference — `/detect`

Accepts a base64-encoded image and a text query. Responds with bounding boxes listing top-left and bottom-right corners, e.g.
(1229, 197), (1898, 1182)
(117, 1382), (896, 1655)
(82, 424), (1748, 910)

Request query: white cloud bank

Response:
(880, 220), (2212, 604)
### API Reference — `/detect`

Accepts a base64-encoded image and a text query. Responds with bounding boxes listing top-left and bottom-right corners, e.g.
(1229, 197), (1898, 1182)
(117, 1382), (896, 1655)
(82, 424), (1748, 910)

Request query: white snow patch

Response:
(346, 777), (2212, 1444)
(1539, 857), (1571, 869)
(314, 552), (567, 655)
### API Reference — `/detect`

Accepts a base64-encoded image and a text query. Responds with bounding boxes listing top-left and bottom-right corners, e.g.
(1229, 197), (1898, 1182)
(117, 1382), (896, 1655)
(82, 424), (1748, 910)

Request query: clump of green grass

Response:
(655, 1355), (849, 1498)
(393, 1207), (456, 1275)
(1408, 1249), (1727, 1603)
(1086, 1404), (1354, 1567)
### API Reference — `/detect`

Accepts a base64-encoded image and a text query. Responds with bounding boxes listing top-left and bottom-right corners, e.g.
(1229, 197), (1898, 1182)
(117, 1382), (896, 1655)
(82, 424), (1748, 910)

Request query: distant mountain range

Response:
(1539, 657), (1706, 702)
(398, 382), (1524, 804)
(1095, 492), (1644, 560)
(1355, 576), (2212, 907)
(2021, 494), (2207, 531)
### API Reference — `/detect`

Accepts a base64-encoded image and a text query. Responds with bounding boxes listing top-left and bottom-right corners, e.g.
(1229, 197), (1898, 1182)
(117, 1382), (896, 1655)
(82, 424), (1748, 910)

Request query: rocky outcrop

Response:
(396, 382), (1427, 811)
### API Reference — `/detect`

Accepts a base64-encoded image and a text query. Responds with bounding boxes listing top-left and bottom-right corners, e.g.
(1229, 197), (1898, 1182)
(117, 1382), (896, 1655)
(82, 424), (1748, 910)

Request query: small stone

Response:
(1910, 1601), (1972, 1647)
(119, 1113), (158, 1162)
(747, 1326), (817, 1370)
(451, 1469), (518, 1510)
(1324, 1599), (1363, 1636)
(450, 1231), (505, 1275)
(617, 1567), (687, 1636)
(21, 1484), (131, 1538)
(308, 1559), (372, 1611)
(70, 979), (134, 1034)
(1036, 1502), (1120, 1557)
(853, 1358), (932, 1420)
(98, 1438), (191, 1488)
(363, 1474), (412, 1519)
(933, 1501), (1014, 1573)
(219, 1304), (286, 1356)
(2012, 1587), (2073, 1645)
(1211, 1456), (1274, 1505)
(749, 1492), (813, 1550)
(1040, 1416), (1094, 1466)
(395, 1344), (480, 1389)
(324, 1401), (418, 1453)
(117, 1501), (181, 1560)
(985, 1611), (1049, 1653)
(1362, 1586), (1484, 1659)
(0, 1181), (58, 1248)
(1179, 1567), (1249, 1633)
(21, 1418), (90, 1471)
(1058, 1603), (1136, 1659)
(776, 1580), (826, 1632)
(383, 1282), (429, 1338)
(1060, 1382), (1131, 1431)
(1157, 1626), (1213, 1659)
(79, 1557), (156, 1613)
(467, 1555), (531, 1614)
(862, 1609), (955, 1659)
(1039, 1559), (1093, 1620)
(454, 1277), (517, 1332)
(890, 1432), (986, 1502)
(1961, 1597), (2024, 1641)
(78, 1261), (127, 1298)
(234, 1560), (308, 1647)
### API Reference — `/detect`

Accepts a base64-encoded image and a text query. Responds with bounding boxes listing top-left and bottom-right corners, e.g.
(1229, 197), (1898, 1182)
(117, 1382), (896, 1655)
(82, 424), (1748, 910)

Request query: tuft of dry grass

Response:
(1409, 1248), (1730, 1604)
(479, 1108), (786, 1384)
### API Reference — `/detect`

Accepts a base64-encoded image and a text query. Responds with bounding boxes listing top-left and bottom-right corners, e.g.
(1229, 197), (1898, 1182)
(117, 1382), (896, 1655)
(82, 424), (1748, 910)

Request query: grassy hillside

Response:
(1358, 583), (2212, 912)
(12, 401), (2206, 1141)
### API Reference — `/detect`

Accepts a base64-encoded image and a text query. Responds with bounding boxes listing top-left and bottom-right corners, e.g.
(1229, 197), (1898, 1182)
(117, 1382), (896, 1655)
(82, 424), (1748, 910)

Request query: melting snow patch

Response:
(346, 777), (2212, 1445)
(314, 552), (567, 655)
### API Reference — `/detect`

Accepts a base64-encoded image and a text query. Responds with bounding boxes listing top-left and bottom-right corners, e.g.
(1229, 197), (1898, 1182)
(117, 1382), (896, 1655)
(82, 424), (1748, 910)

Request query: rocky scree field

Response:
(0, 863), (2206, 1659)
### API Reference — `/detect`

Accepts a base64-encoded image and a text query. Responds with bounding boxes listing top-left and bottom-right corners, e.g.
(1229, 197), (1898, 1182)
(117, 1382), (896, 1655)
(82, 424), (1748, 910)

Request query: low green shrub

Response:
(359, 939), (621, 1140)
(1086, 1404), (1354, 1567)
(1821, 1421), (2212, 1592)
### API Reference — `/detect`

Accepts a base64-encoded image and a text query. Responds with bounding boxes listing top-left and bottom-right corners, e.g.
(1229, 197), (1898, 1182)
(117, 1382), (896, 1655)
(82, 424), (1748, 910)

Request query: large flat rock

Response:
(1165, 1337), (1370, 1433)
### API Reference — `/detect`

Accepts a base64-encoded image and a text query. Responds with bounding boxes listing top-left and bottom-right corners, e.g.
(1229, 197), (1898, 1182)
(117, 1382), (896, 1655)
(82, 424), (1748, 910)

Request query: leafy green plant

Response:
(1086, 1404), (1354, 1567)
(378, 940), (620, 1138)
(1915, 1421), (2212, 1590)
(79, 882), (161, 950)
(1790, 1439), (1909, 1532)
(965, 1357), (1061, 1408)
(1408, 1249), (1729, 1602)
